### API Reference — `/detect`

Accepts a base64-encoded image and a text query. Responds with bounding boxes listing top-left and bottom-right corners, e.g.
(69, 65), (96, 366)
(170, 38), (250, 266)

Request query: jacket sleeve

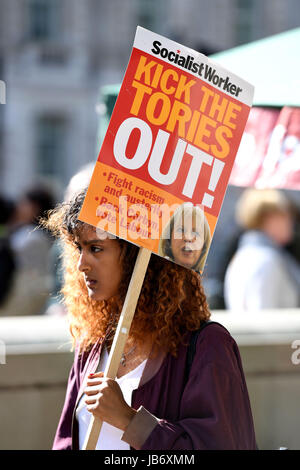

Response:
(52, 347), (81, 450)
(122, 327), (256, 450)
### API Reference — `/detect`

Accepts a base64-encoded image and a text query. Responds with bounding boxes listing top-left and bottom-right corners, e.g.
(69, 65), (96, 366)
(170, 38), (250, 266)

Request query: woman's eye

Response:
(75, 244), (82, 253)
(91, 246), (103, 253)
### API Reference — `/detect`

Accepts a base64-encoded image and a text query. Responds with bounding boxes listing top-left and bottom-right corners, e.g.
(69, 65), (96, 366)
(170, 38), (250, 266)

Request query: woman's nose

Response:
(184, 231), (195, 242)
(77, 251), (91, 273)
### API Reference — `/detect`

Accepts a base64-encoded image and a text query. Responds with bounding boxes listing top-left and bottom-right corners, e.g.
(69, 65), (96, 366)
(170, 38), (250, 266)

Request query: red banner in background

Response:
(230, 106), (300, 189)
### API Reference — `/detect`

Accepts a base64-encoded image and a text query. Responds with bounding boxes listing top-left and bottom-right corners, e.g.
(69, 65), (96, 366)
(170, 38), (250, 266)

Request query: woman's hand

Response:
(84, 372), (137, 431)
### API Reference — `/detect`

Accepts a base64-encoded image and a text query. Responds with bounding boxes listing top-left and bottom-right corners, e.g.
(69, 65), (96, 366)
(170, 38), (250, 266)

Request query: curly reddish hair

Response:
(43, 189), (211, 355)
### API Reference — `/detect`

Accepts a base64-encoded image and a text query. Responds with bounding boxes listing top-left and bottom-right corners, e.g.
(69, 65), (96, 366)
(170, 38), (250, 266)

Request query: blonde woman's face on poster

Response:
(170, 211), (204, 269)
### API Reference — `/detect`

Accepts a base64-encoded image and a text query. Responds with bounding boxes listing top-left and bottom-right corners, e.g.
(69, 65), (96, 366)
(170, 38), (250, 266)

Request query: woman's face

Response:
(170, 211), (204, 269)
(75, 225), (123, 301)
(262, 211), (293, 246)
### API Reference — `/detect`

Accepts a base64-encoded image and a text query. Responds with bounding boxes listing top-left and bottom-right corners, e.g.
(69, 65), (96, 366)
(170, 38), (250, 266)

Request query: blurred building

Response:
(0, 0), (299, 198)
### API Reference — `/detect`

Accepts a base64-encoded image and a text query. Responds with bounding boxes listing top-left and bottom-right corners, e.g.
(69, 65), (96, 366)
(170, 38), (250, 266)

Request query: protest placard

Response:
(79, 26), (254, 449)
(79, 26), (254, 273)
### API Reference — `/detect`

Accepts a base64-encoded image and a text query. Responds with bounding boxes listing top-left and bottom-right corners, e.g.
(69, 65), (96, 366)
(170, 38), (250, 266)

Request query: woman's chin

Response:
(175, 254), (199, 268)
(87, 288), (116, 303)
(87, 288), (102, 301)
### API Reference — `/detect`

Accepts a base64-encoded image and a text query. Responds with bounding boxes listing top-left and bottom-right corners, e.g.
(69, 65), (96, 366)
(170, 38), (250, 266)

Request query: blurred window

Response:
(35, 115), (67, 178)
(235, 0), (255, 45)
(27, 0), (60, 41)
(137, 0), (158, 31)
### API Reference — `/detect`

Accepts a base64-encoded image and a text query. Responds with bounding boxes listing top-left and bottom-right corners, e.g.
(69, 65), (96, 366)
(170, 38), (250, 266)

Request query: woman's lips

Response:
(181, 250), (194, 258)
(180, 244), (198, 259)
(182, 245), (194, 254)
(86, 278), (98, 289)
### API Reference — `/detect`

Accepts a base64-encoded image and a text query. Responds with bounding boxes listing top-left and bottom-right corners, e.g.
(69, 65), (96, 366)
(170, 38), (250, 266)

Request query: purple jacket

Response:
(53, 322), (257, 450)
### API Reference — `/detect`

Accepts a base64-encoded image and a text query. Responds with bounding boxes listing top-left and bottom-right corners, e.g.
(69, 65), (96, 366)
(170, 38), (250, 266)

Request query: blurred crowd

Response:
(0, 185), (56, 316)
(0, 163), (94, 317)
(0, 168), (300, 316)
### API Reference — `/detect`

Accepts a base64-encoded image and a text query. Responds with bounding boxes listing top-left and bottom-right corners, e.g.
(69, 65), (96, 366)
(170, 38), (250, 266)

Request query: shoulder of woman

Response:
(198, 321), (233, 339)
(194, 322), (240, 364)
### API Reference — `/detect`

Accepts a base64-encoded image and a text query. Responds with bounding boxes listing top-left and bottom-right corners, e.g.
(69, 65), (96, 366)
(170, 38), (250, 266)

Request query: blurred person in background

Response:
(0, 185), (56, 316)
(45, 163), (94, 316)
(224, 189), (300, 311)
(0, 195), (16, 307)
(64, 162), (95, 204)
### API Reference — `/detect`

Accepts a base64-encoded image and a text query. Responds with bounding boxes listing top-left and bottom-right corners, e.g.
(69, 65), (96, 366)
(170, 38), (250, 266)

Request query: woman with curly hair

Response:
(45, 188), (256, 450)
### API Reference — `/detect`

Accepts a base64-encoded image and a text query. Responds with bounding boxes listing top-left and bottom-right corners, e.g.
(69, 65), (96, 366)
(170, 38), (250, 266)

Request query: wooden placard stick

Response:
(82, 246), (152, 450)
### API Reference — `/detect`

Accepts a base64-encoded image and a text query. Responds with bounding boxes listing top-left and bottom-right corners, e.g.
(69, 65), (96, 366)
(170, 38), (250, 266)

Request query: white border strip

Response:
(133, 26), (254, 107)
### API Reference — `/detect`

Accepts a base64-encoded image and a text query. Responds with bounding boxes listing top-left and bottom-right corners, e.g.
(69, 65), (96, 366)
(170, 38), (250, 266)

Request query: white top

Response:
(0, 224), (53, 316)
(224, 235), (299, 310)
(76, 348), (146, 450)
